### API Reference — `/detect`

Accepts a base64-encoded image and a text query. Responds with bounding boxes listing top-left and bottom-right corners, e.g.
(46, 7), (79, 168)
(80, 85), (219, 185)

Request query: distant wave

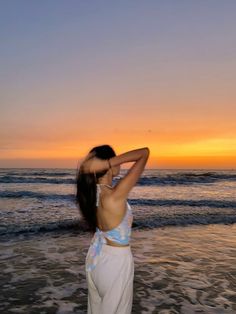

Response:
(133, 214), (236, 230)
(137, 172), (236, 186)
(0, 171), (71, 177)
(129, 198), (236, 209)
(0, 176), (74, 184)
(1, 190), (236, 209)
(1, 171), (236, 185)
(0, 213), (235, 238)
(0, 218), (88, 237)
(0, 190), (75, 200)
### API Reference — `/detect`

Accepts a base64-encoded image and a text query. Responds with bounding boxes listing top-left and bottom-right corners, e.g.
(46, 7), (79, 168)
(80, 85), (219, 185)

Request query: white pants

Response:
(85, 244), (134, 314)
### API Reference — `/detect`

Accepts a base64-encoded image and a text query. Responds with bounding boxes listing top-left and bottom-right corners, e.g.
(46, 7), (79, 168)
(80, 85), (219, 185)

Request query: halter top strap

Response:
(96, 183), (112, 207)
(97, 183), (112, 188)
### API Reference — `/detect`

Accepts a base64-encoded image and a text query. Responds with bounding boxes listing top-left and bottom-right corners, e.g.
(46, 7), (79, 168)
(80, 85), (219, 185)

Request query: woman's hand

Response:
(83, 151), (96, 162)
(80, 155), (108, 173)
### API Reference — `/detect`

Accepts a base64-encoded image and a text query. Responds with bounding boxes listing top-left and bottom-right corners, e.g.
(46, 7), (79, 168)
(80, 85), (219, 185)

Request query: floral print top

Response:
(85, 184), (133, 272)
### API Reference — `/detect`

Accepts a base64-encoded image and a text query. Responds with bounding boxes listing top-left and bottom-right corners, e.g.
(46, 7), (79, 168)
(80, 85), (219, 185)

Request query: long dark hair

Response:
(75, 145), (116, 233)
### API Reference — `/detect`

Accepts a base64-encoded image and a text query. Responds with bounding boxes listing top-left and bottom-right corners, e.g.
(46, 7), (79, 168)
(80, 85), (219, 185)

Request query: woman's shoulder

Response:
(98, 185), (127, 216)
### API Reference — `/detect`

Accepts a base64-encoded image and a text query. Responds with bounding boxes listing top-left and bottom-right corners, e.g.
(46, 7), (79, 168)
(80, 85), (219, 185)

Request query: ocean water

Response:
(0, 168), (236, 313)
(0, 168), (236, 237)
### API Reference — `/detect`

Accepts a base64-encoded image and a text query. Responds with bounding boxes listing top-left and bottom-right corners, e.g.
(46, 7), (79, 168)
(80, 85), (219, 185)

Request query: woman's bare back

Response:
(96, 185), (129, 246)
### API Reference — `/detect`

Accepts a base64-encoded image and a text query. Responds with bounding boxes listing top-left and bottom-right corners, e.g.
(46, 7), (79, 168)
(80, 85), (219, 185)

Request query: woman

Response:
(76, 145), (149, 314)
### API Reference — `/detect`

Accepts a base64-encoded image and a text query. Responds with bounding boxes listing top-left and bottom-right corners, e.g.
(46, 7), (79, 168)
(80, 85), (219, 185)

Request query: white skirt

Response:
(85, 243), (134, 314)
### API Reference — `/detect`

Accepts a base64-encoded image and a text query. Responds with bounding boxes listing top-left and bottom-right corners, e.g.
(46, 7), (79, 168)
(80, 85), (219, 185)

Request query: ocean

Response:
(0, 168), (236, 313)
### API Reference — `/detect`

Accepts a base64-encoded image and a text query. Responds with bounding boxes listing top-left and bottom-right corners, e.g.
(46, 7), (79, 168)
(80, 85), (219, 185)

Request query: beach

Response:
(2, 1), (236, 312)
(0, 168), (236, 313)
(0, 224), (235, 313)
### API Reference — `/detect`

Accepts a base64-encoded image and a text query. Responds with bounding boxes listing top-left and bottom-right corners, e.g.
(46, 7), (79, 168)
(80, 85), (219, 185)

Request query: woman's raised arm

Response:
(110, 147), (150, 200)
(80, 147), (148, 171)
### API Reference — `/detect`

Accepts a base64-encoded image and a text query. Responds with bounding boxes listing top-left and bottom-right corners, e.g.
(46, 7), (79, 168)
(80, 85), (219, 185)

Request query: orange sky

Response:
(1, 2), (236, 169)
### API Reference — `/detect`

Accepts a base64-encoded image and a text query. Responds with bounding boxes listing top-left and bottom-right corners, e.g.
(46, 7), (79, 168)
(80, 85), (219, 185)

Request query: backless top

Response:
(85, 183), (133, 272)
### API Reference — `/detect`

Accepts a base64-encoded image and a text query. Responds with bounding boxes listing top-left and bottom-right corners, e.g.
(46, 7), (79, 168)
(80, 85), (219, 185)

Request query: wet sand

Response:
(0, 223), (236, 314)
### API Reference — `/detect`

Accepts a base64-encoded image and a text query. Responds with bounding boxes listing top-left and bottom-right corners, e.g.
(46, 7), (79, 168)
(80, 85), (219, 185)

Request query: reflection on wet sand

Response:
(0, 223), (235, 313)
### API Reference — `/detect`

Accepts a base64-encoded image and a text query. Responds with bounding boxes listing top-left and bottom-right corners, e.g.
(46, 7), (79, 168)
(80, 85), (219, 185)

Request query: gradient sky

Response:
(1, 1), (236, 169)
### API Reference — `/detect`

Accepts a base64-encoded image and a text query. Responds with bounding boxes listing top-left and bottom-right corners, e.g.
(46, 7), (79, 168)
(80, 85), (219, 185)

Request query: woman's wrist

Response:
(81, 157), (113, 173)
(107, 159), (112, 169)
(89, 158), (110, 173)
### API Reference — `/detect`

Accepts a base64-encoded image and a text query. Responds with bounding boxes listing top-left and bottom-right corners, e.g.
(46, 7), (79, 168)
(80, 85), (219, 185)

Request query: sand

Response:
(0, 223), (235, 314)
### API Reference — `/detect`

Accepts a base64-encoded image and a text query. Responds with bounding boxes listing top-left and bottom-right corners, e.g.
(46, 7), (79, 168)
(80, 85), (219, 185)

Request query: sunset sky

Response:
(1, 1), (236, 169)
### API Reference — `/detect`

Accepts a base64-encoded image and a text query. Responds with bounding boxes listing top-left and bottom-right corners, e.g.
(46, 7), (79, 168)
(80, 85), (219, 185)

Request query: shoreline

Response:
(1, 223), (235, 313)
(1, 219), (236, 242)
